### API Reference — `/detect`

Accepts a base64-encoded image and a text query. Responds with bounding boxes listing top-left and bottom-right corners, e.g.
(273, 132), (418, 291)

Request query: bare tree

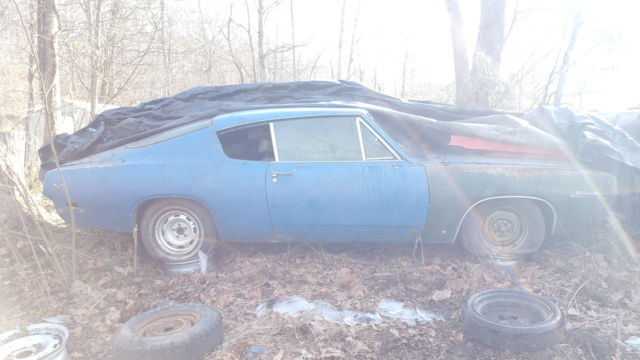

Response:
(36, 0), (61, 142)
(336, 0), (347, 79)
(345, 0), (360, 80)
(222, 5), (247, 83)
(83, 0), (104, 117)
(257, 0), (266, 81)
(196, 0), (220, 85)
(160, 0), (171, 95)
(553, 11), (583, 106)
(241, 0), (257, 81)
(24, 0), (37, 174)
(256, 0), (285, 81)
(444, 0), (506, 108)
(444, 0), (472, 106)
(289, 0), (296, 80)
(470, 0), (506, 108)
(59, 0), (160, 109)
(400, 44), (408, 98)
(230, 0), (290, 82)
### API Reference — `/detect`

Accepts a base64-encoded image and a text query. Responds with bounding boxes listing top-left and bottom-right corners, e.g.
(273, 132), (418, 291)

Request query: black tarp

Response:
(38, 81), (505, 170)
(39, 80), (640, 182)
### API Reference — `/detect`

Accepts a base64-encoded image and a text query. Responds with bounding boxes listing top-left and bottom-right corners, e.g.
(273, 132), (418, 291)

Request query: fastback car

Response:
(42, 107), (616, 263)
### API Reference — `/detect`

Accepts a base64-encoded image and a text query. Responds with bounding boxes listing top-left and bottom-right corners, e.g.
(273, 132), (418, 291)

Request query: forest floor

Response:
(1, 183), (640, 360)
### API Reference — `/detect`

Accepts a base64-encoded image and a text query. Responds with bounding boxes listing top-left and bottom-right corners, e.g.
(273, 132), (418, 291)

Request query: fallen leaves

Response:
(2, 225), (639, 360)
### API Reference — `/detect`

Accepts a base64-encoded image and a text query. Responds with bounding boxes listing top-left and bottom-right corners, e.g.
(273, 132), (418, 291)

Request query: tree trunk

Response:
(289, 0), (296, 80)
(87, 0), (104, 118)
(346, 1), (360, 80)
(99, 0), (118, 105)
(400, 46), (408, 98)
(244, 0), (257, 81)
(24, 0), (37, 175)
(197, 0), (213, 84)
(336, 0), (347, 79)
(257, 0), (266, 81)
(225, 5), (246, 83)
(37, 0), (61, 144)
(554, 12), (582, 106)
(161, 0), (171, 95)
(470, 0), (506, 108)
(443, 0), (472, 107)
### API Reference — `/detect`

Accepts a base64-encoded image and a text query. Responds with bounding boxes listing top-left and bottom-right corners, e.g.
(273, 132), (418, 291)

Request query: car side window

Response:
(359, 120), (396, 160)
(218, 124), (275, 161)
(273, 116), (362, 161)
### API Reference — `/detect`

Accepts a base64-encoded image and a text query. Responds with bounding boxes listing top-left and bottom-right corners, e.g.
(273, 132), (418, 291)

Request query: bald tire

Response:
(112, 303), (224, 360)
(461, 199), (545, 258)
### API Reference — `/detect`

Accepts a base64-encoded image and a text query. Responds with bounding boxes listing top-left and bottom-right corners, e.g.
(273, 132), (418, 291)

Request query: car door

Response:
(266, 115), (429, 242)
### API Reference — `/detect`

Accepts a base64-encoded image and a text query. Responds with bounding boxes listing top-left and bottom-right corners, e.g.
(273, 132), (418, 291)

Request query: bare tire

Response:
(463, 289), (564, 352)
(461, 199), (545, 258)
(112, 303), (224, 360)
(140, 199), (217, 262)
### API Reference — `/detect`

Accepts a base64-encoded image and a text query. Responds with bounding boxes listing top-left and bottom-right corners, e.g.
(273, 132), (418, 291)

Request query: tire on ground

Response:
(139, 199), (217, 262)
(461, 199), (545, 258)
(463, 288), (565, 352)
(112, 303), (224, 360)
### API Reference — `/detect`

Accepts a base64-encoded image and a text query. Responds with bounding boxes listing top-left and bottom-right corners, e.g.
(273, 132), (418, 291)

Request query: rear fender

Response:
(453, 196), (558, 242)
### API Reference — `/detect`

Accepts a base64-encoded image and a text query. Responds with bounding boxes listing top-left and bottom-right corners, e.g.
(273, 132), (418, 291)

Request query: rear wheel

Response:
(140, 199), (217, 262)
(461, 199), (545, 259)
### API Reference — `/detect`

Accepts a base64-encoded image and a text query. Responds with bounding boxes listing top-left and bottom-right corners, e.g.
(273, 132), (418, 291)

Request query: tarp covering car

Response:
(39, 80), (640, 183)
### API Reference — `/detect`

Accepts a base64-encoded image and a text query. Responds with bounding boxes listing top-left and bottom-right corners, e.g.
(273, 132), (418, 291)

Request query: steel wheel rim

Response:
(0, 323), (68, 360)
(483, 209), (528, 250)
(154, 210), (201, 257)
(135, 310), (200, 337)
(470, 290), (556, 327)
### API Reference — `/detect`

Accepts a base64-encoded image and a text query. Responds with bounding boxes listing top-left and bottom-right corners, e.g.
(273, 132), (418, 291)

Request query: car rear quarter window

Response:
(273, 116), (361, 162)
(217, 124), (275, 161)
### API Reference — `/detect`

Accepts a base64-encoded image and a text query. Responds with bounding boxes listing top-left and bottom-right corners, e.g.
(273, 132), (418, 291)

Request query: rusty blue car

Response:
(42, 107), (617, 263)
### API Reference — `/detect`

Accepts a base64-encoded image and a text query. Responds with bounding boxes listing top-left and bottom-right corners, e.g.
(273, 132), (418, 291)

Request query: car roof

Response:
(212, 106), (370, 130)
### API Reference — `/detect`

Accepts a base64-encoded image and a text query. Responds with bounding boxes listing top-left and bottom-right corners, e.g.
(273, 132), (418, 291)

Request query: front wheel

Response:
(461, 199), (545, 259)
(140, 199), (217, 262)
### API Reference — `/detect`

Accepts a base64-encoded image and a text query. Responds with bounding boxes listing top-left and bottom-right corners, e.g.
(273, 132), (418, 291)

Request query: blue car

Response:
(42, 107), (617, 263)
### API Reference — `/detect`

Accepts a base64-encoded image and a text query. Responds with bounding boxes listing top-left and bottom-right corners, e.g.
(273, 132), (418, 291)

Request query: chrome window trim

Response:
(269, 122), (280, 162)
(357, 117), (400, 161)
(269, 115), (403, 163)
(355, 119), (367, 161)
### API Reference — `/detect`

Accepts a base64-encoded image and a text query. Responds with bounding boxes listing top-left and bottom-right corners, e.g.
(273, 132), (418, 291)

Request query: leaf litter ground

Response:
(1, 200), (639, 359)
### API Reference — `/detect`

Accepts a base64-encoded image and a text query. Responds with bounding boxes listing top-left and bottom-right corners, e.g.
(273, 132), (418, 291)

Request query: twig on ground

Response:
(566, 275), (592, 313)
(88, 291), (109, 312)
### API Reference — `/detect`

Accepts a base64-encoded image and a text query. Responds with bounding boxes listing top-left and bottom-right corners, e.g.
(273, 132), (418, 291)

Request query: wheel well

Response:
(134, 197), (214, 229)
(453, 196), (558, 242)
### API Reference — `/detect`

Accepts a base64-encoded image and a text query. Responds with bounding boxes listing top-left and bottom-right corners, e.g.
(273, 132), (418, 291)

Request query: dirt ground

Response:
(1, 184), (640, 360)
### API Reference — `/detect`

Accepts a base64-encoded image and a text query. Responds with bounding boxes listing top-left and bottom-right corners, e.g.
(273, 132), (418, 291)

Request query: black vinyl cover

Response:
(39, 80), (640, 181)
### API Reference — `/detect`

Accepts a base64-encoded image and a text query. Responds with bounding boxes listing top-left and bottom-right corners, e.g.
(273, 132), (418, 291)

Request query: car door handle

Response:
(271, 171), (295, 176)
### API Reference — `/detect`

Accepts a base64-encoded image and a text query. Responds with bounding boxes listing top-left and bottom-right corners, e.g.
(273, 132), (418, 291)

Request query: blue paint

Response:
(266, 161), (427, 242)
